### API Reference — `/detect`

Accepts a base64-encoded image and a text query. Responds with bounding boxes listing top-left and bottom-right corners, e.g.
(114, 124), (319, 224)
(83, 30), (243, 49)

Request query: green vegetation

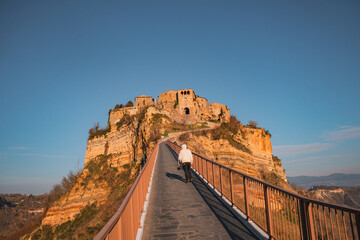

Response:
(191, 116), (252, 154)
(29, 203), (102, 240)
(27, 154), (136, 240)
(244, 120), (271, 137)
(116, 114), (133, 130)
(84, 154), (133, 193)
(88, 122), (110, 140)
(162, 130), (169, 137)
(114, 104), (124, 109)
(263, 129), (271, 137)
(125, 101), (134, 107)
(209, 119), (220, 123)
(112, 100), (134, 112)
(173, 101), (178, 108)
(272, 155), (282, 167)
(122, 163), (130, 169)
(150, 113), (170, 125)
(44, 170), (81, 212)
(259, 169), (287, 188)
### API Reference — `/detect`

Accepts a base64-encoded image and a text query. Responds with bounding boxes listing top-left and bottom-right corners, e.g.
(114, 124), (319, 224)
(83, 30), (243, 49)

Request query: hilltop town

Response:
(108, 88), (230, 127)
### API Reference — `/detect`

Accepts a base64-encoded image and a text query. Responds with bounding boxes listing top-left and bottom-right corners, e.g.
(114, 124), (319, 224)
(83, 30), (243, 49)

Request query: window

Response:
(184, 107), (190, 115)
(184, 97), (187, 101)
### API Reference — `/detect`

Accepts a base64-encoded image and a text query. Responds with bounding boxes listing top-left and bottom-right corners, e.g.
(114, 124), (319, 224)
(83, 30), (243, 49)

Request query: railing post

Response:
(264, 185), (274, 239)
(299, 199), (316, 240)
(206, 160), (209, 181)
(219, 166), (223, 196)
(356, 213), (360, 240)
(201, 157), (204, 176)
(195, 155), (198, 173)
(212, 162), (215, 187)
(243, 176), (249, 219)
(230, 170), (234, 205)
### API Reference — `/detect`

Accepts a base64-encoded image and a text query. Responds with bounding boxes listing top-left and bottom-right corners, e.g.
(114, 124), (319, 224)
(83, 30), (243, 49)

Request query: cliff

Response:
(175, 117), (289, 189)
(26, 106), (170, 239)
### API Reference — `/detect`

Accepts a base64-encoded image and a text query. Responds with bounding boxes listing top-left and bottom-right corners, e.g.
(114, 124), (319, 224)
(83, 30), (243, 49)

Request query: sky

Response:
(1, 0), (359, 195)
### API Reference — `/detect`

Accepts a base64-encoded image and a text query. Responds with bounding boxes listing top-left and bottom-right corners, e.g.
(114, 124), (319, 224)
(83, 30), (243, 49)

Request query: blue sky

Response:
(1, 0), (359, 194)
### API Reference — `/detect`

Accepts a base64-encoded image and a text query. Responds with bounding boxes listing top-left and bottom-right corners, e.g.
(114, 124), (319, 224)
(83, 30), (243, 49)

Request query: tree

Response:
(248, 120), (258, 127)
(125, 101), (134, 107)
(114, 104), (124, 109)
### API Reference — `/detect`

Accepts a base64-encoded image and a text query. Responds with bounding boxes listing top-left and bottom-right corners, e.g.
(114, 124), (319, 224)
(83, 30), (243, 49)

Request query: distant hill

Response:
(288, 173), (360, 189)
(0, 193), (45, 239)
(308, 186), (360, 209)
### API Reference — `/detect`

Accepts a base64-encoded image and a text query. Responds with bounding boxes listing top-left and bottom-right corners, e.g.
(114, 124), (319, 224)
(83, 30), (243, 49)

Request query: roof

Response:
(135, 95), (152, 98)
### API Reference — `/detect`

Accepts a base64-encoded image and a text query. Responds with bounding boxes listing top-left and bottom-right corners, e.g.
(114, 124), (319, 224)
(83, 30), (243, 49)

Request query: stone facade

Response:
(135, 95), (155, 110)
(158, 89), (230, 123)
(108, 89), (230, 127)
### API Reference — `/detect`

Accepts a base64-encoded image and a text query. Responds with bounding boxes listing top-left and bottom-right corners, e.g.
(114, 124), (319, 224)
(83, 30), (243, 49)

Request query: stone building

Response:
(135, 95), (155, 109)
(157, 89), (230, 123)
(108, 88), (230, 127)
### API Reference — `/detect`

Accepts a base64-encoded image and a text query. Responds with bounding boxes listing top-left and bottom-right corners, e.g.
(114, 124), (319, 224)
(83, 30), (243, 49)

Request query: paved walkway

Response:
(142, 142), (258, 240)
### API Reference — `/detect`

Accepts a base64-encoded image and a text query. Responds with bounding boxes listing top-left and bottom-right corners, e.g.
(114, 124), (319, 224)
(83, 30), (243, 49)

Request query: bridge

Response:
(94, 140), (360, 240)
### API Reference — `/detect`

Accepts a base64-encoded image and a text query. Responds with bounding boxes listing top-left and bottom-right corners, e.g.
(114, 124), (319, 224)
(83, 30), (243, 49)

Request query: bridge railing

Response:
(167, 140), (360, 240)
(94, 142), (159, 240)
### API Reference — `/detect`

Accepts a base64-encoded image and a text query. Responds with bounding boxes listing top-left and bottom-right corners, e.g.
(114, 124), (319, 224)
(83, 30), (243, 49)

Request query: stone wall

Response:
(156, 88), (231, 124)
(135, 96), (154, 109)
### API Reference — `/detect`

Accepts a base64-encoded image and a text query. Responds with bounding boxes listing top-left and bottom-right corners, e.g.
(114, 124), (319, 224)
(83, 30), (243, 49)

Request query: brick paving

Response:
(142, 142), (258, 240)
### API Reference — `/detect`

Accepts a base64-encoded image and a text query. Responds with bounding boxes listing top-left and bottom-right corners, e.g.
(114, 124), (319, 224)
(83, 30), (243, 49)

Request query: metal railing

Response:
(167, 140), (360, 240)
(94, 142), (159, 240)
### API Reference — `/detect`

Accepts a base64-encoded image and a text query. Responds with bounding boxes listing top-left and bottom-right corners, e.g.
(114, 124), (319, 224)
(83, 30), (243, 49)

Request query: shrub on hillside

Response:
(88, 122), (110, 140)
(248, 120), (258, 127)
(259, 169), (286, 188)
(114, 104), (124, 109)
(125, 101), (134, 107)
(244, 120), (272, 137)
(178, 116), (251, 154)
(116, 114), (133, 130)
(272, 155), (282, 166)
(44, 170), (81, 212)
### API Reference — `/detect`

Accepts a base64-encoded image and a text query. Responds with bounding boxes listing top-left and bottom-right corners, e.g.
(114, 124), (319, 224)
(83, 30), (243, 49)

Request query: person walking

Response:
(178, 144), (193, 183)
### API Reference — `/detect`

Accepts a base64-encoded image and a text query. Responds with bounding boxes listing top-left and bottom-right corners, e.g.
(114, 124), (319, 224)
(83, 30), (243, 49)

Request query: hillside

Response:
(288, 173), (360, 189)
(175, 116), (289, 189)
(0, 194), (46, 240)
(26, 107), (164, 239)
(309, 186), (360, 209)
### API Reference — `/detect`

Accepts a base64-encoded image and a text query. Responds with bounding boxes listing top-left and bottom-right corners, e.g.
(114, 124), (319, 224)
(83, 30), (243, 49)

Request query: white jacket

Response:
(178, 144), (193, 164)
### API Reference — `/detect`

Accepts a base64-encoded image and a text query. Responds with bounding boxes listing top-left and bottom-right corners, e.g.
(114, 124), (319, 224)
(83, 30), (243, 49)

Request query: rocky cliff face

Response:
(40, 106), (165, 229)
(29, 102), (290, 238)
(175, 119), (288, 189)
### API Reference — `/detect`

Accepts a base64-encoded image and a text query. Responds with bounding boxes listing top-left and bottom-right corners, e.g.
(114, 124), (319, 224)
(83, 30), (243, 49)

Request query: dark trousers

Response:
(183, 162), (192, 181)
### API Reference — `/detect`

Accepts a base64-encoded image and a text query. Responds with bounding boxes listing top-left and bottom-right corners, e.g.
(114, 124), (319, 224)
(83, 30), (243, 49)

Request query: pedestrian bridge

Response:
(95, 141), (360, 240)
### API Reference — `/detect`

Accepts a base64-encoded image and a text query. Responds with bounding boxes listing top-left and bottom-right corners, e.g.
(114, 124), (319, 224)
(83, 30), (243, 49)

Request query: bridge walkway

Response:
(142, 142), (258, 240)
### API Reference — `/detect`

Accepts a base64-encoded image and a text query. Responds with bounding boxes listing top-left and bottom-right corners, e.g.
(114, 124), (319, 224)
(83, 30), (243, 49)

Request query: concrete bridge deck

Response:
(142, 142), (258, 240)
